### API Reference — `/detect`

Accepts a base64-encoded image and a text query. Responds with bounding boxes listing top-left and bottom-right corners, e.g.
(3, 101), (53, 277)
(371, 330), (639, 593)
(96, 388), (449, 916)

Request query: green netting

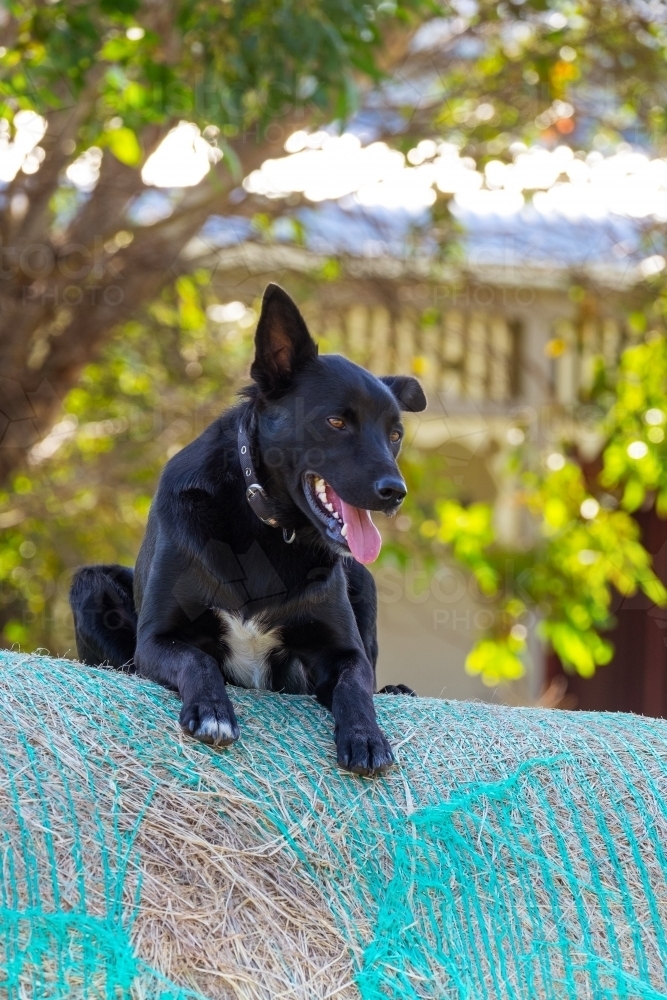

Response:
(1, 650), (667, 999)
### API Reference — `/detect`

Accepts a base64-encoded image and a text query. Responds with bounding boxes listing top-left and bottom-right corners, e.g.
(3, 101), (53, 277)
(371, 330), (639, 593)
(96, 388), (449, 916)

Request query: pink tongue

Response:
(339, 499), (382, 564)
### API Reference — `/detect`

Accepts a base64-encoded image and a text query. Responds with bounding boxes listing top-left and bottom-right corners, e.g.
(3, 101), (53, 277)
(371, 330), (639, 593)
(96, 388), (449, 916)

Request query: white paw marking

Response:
(196, 714), (237, 743)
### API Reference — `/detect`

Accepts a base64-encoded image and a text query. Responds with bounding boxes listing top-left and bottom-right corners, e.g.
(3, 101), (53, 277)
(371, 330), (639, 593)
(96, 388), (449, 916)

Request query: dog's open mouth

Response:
(303, 474), (382, 564)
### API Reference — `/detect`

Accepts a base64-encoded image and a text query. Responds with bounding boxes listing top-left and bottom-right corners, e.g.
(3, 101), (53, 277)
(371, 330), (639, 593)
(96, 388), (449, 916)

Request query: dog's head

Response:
(248, 284), (426, 564)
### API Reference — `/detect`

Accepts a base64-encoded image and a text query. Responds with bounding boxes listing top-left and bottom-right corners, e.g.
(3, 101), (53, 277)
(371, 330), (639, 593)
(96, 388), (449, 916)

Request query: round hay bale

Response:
(1, 651), (667, 999)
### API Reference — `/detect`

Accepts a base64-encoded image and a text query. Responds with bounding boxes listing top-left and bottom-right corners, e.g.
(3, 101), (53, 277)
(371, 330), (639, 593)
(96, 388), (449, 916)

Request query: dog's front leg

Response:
(135, 634), (239, 747)
(321, 653), (394, 776)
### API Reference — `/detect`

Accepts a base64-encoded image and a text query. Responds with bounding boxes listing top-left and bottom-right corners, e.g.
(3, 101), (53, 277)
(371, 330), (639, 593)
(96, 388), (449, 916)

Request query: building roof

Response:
(185, 196), (655, 291)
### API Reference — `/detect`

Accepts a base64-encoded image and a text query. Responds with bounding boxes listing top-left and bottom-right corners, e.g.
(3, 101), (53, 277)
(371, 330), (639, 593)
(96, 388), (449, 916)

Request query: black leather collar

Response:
(238, 416), (296, 543)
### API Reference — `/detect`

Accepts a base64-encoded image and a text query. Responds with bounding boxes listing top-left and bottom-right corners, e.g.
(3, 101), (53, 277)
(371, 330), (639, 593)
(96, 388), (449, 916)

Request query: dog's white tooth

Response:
(341, 523), (348, 537)
(325, 503), (334, 512)
(333, 512), (340, 520)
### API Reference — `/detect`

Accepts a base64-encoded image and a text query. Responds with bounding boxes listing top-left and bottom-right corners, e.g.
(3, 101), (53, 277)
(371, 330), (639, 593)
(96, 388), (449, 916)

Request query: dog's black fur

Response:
(70, 284), (426, 775)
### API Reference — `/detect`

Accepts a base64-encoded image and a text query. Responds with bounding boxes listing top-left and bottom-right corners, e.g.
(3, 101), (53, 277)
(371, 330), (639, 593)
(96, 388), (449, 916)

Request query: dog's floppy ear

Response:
(380, 375), (427, 412)
(250, 284), (318, 392)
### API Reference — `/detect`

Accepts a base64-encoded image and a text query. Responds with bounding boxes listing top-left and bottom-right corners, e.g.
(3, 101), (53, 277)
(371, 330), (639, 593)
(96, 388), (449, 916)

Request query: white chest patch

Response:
(215, 610), (282, 690)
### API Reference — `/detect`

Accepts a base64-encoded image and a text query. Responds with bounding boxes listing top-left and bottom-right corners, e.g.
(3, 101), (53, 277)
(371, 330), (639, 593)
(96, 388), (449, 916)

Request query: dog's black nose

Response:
(374, 476), (407, 504)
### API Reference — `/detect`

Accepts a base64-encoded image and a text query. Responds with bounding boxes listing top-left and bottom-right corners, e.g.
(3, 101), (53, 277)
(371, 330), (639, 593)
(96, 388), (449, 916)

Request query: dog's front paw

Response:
(180, 697), (240, 747)
(336, 723), (394, 777)
(379, 683), (416, 696)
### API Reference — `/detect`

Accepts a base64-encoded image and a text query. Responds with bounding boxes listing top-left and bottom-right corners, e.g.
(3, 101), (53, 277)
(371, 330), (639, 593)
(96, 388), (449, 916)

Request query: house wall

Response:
(373, 561), (541, 703)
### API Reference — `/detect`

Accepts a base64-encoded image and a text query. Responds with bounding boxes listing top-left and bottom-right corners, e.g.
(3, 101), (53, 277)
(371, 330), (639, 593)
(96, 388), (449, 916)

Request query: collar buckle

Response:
(245, 482), (280, 527)
(240, 418), (292, 537)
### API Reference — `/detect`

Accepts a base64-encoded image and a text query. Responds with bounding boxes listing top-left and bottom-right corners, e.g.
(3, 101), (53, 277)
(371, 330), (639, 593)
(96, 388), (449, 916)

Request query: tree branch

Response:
(13, 64), (106, 246)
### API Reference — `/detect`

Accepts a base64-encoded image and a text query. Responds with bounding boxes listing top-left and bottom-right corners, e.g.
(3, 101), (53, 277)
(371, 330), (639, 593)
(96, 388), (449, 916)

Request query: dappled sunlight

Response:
(142, 121), (221, 187)
(190, 123), (667, 221)
(0, 110), (45, 182)
(65, 147), (102, 192)
(246, 134), (667, 221)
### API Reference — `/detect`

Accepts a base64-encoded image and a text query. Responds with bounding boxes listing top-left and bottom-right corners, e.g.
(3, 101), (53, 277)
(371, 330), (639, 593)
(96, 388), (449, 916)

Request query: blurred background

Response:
(3, 0), (667, 713)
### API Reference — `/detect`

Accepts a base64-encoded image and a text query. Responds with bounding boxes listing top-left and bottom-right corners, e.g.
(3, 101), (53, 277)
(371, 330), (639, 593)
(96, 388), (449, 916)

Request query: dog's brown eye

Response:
(390, 430), (402, 443)
(327, 417), (345, 430)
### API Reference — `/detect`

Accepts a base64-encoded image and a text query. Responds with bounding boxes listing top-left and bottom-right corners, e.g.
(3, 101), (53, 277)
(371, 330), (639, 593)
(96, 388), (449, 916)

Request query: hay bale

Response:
(1, 651), (667, 999)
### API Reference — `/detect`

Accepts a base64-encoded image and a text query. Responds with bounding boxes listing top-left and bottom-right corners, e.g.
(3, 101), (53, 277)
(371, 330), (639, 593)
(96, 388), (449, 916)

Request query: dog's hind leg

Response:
(378, 683), (416, 695)
(69, 564), (137, 670)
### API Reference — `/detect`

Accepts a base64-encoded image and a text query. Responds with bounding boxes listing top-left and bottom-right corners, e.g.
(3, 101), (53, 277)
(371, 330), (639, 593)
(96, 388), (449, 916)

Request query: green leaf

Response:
(465, 639), (524, 686)
(549, 623), (595, 677)
(621, 478), (645, 512)
(106, 127), (142, 167)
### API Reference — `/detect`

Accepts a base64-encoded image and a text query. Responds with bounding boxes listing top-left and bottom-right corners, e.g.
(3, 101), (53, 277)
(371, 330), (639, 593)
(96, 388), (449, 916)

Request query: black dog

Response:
(70, 284), (425, 774)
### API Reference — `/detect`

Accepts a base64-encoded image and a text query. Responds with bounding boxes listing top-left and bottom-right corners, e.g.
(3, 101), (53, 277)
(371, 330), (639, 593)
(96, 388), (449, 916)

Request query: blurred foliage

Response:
(426, 0), (667, 157)
(0, 274), (256, 652)
(600, 334), (667, 515)
(1, 0), (431, 145)
(4, 0), (667, 165)
(433, 460), (667, 685)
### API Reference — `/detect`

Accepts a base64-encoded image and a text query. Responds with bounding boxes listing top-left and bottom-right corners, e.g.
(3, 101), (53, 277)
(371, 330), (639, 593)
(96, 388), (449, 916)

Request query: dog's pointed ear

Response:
(380, 375), (427, 412)
(250, 284), (318, 392)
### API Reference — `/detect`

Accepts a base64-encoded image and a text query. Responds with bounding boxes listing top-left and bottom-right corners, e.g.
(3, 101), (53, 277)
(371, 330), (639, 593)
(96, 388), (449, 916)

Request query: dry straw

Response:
(1, 650), (667, 999)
